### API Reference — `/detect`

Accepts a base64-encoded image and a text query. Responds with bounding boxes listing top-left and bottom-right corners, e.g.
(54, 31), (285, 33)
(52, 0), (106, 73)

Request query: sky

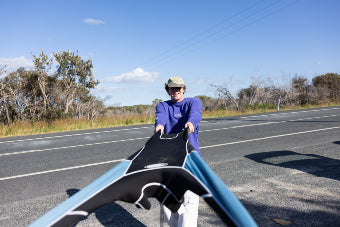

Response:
(1, 0), (339, 106)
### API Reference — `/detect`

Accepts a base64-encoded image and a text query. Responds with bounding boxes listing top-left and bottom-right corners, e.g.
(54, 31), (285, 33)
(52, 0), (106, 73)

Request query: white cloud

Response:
(105, 68), (159, 83)
(83, 18), (105, 25)
(0, 56), (34, 69)
(94, 84), (125, 92)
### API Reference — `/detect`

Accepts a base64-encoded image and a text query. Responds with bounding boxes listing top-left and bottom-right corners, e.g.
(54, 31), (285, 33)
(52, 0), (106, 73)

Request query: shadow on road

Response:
(66, 189), (146, 227)
(245, 150), (340, 181)
(334, 140), (340, 145)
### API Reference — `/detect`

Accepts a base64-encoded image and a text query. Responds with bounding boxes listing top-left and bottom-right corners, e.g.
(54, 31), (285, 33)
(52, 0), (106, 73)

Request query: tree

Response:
(292, 76), (315, 105)
(4, 68), (32, 121)
(0, 79), (12, 125)
(0, 50), (104, 124)
(196, 95), (215, 111)
(33, 51), (53, 114)
(237, 78), (275, 108)
(312, 73), (340, 101)
(54, 50), (99, 113)
(212, 84), (239, 110)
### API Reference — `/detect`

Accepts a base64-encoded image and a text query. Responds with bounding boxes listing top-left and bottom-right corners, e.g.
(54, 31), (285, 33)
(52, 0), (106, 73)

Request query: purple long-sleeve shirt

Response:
(155, 97), (202, 155)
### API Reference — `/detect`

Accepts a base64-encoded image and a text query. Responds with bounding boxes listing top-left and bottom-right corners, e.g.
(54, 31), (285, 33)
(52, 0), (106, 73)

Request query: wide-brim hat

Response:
(167, 76), (184, 87)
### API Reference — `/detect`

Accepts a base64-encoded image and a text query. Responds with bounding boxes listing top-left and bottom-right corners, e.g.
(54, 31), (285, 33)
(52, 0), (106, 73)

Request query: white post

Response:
(277, 99), (280, 111)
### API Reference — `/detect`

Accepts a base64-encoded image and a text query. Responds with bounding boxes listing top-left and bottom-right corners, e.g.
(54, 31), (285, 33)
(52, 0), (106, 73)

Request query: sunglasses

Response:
(169, 87), (182, 91)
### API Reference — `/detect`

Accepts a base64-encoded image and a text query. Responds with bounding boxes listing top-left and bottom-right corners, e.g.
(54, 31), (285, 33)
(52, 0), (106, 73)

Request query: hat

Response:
(167, 76), (184, 87)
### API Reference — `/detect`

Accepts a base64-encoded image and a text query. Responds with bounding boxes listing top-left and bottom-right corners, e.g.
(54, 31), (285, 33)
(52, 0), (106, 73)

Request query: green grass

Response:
(0, 102), (339, 138)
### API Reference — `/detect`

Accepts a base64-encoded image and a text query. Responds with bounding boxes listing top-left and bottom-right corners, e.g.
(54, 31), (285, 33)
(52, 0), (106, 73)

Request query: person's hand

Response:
(185, 122), (194, 134)
(154, 124), (164, 134)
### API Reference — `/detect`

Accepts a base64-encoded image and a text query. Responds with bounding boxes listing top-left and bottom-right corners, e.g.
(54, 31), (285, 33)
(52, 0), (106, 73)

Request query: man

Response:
(154, 76), (202, 227)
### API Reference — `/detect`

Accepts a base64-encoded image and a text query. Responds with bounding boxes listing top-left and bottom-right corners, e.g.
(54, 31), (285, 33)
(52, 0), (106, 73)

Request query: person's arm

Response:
(154, 102), (167, 134)
(154, 124), (164, 134)
(186, 97), (202, 133)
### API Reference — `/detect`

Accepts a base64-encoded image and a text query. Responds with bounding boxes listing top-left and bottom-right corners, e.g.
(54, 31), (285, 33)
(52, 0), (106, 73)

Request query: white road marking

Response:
(0, 137), (149, 157)
(1, 114), (339, 157)
(2, 125), (340, 181)
(201, 122), (279, 132)
(237, 107), (339, 120)
(200, 126), (340, 149)
(0, 159), (125, 181)
(0, 126), (153, 144)
(200, 114), (338, 133)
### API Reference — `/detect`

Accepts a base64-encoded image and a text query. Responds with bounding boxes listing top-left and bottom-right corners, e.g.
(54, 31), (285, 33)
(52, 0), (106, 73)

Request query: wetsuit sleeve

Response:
(155, 102), (167, 127)
(187, 97), (202, 128)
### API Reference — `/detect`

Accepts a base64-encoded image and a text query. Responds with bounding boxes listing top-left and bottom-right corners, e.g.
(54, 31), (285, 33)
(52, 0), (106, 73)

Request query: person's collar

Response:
(171, 98), (185, 105)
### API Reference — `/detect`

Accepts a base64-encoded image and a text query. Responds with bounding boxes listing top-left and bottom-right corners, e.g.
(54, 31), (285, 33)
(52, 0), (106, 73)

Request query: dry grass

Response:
(202, 102), (340, 118)
(202, 108), (277, 118)
(0, 114), (155, 138)
(0, 102), (339, 138)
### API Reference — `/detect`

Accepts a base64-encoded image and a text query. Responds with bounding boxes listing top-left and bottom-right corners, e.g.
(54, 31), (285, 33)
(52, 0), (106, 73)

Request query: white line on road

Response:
(1, 107), (339, 144)
(0, 137), (149, 157)
(0, 126), (153, 144)
(200, 125), (340, 149)
(0, 159), (125, 181)
(1, 114), (339, 157)
(201, 114), (338, 133)
(239, 107), (338, 119)
(2, 125), (340, 181)
(201, 121), (279, 132)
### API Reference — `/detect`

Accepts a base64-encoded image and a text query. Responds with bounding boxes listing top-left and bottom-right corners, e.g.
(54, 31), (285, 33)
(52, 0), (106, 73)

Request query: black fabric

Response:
(76, 168), (209, 213)
(41, 129), (242, 226)
(127, 129), (192, 173)
(73, 129), (207, 214)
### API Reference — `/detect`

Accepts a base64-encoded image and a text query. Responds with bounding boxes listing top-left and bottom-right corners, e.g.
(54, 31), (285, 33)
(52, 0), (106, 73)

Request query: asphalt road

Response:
(1, 106), (340, 227)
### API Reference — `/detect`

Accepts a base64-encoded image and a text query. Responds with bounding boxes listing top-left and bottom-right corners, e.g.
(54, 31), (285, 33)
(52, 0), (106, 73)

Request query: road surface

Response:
(1, 106), (339, 226)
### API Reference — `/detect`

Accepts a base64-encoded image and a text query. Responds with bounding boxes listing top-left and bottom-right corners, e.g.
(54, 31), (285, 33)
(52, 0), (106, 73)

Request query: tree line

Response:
(207, 73), (340, 111)
(1, 50), (339, 126)
(0, 51), (104, 125)
(105, 73), (340, 117)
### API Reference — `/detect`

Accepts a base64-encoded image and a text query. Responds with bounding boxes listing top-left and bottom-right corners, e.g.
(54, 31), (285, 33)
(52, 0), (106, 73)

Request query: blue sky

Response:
(1, 0), (339, 106)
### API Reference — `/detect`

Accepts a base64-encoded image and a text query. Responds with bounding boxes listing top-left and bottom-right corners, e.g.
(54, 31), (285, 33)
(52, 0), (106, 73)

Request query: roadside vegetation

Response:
(0, 102), (338, 138)
(1, 50), (339, 138)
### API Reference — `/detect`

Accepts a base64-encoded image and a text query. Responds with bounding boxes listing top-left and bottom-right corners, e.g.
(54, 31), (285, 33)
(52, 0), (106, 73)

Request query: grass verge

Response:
(0, 103), (339, 138)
